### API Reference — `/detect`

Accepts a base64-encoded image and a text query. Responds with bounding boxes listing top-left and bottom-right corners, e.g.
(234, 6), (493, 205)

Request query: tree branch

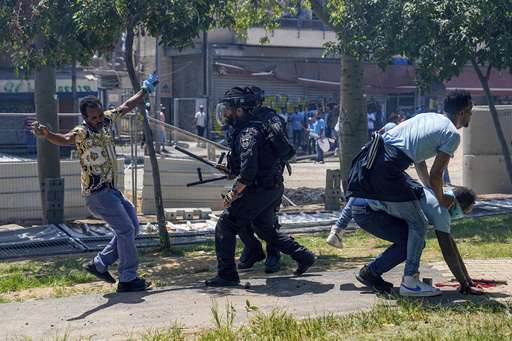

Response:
(309, 0), (339, 33)
(485, 63), (492, 81)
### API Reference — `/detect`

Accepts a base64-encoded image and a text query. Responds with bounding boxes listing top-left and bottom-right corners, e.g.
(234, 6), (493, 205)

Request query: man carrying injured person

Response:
(344, 89), (473, 296)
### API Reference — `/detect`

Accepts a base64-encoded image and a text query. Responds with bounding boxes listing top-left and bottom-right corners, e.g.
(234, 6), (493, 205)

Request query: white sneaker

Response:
(400, 276), (441, 297)
(326, 225), (345, 248)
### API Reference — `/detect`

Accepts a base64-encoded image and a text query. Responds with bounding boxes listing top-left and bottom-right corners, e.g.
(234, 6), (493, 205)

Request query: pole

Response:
(155, 38), (162, 152)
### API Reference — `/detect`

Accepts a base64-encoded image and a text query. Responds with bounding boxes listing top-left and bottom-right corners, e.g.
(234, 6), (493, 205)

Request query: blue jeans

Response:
(335, 197), (356, 229)
(366, 200), (428, 277)
(316, 140), (324, 162)
(84, 189), (140, 282)
(353, 206), (413, 277)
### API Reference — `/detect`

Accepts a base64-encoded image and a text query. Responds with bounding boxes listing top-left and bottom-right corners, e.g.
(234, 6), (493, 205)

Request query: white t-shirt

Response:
(367, 112), (376, 129)
(195, 111), (206, 127)
(382, 113), (460, 164)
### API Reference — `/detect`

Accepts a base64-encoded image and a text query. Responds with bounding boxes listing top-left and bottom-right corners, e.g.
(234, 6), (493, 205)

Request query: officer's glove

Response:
(221, 189), (242, 206)
(141, 73), (159, 94)
(214, 164), (236, 180)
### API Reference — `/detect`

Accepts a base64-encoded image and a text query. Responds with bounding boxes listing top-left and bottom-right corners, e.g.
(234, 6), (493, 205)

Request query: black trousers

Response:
(215, 183), (309, 281)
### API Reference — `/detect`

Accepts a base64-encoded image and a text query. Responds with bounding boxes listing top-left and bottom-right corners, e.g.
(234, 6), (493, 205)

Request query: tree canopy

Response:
(1, 0), (118, 76)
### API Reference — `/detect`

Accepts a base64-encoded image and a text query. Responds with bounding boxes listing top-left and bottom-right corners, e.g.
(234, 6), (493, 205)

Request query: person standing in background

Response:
(289, 107), (303, 149)
(313, 111), (325, 164)
(159, 106), (169, 153)
(367, 111), (376, 140)
(195, 105), (207, 144)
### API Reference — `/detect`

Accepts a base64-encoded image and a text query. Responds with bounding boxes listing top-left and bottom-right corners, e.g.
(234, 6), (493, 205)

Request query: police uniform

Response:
(212, 112), (314, 284)
(237, 106), (284, 272)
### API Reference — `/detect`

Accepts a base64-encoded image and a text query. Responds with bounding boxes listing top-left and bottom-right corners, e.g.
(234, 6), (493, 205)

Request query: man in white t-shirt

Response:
(195, 105), (206, 138)
(346, 89), (473, 296)
(159, 106), (168, 153)
(367, 111), (376, 140)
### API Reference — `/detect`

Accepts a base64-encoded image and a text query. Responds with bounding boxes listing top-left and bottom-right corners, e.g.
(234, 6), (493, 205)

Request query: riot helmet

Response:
(250, 86), (265, 104)
(216, 86), (257, 127)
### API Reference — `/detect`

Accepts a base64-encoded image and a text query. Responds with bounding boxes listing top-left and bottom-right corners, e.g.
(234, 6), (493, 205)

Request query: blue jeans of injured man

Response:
(352, 208), (421, 278)
(84, 188), (140, 282)
(366, 200), (428, 277)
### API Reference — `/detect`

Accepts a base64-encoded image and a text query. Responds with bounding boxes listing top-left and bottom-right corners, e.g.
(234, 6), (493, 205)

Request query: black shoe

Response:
(161, 149), (169, 153)
(238, 247), (266, 270)
(83, 260), (116, 284)
(355, 265), (393, 293)
(293, 252), (316, 276)
(116, 277), (152, 292)
(264, 255), (281, 273)
(205, 275), (240, 287)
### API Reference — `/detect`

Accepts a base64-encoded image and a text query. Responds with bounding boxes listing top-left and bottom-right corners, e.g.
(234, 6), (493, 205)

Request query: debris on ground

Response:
(283, 187), (325, 206)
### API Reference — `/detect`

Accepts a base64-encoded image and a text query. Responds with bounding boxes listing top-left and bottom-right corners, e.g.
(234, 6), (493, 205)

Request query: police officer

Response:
(205, 86), (316, 287)
(237, 86), (284, 273)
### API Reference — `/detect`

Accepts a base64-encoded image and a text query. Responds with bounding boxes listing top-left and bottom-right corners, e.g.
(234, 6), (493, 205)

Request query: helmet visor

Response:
(215, 103), (228, 127)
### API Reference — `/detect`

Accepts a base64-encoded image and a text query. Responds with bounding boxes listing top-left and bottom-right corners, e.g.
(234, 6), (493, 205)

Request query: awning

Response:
(443, 66), (512, 96)
(215, 61), (418, 94)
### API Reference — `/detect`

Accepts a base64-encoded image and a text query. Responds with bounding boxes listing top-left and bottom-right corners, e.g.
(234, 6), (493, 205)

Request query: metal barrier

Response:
(0, 111), (229, 224)
(0, 225), (86, 259)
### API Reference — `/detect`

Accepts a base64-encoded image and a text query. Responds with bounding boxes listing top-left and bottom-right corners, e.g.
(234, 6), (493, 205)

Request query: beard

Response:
(226, 115), (235, 126)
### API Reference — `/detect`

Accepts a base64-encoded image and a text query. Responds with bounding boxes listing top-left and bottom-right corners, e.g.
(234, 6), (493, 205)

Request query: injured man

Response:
(327, 185), (483, 297)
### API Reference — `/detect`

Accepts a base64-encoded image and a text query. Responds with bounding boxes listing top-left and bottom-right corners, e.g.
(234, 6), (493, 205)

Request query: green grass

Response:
(2, 214), (512, 339)
(423, 214), (512, 260)
(0, 256), (90, 294)
(1, 213), (512, 304)
(136, 297), (512, 340)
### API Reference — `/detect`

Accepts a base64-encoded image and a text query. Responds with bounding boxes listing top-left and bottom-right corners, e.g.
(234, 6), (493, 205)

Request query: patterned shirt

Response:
(71, 108), (122, 196)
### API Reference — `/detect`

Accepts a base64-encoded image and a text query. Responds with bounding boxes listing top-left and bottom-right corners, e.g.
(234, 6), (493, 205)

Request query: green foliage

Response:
(0, 0), (115, 76)
(325, 0), (512, 91)
(0, 0), (243, 76)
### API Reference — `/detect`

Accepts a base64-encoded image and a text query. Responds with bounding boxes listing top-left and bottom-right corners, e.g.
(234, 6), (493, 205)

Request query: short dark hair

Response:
(452, 186), (476, 211)
(80, 96), (102, 117)
(444, 89), (472, 116)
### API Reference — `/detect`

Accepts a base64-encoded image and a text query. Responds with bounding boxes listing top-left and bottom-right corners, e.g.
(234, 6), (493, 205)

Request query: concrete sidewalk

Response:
(1, 261), (510, 340)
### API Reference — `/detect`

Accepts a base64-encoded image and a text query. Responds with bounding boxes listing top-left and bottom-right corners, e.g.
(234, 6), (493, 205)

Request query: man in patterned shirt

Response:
(32, 73), (158, 293)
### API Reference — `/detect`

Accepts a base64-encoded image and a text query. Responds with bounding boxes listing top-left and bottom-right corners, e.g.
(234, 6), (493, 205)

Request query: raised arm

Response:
(119, 73), (159, 117)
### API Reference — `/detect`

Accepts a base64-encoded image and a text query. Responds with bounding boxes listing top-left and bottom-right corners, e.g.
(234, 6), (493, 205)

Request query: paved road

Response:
(1, 262), (510, 340)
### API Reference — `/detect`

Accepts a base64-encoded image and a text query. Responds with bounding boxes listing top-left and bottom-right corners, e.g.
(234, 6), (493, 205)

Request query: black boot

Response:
(205, 275), (240, 287)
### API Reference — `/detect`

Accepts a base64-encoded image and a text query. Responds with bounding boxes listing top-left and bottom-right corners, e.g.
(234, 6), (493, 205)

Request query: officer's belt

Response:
(251, 173), (283, 188)
(351, 204), (374, 213)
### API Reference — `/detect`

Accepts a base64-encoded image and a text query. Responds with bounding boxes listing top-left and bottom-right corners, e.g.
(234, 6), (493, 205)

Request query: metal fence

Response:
(0, 111), (230, 225)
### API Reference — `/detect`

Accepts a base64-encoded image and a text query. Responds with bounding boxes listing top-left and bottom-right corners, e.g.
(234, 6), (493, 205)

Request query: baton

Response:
(175, 146), (217, 168)
(187, 175), (228, 187)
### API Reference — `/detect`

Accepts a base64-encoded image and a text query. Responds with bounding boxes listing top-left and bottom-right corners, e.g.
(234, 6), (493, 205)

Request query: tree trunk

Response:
(471, 59), (512, 189)
(35, 63), (61, 224)
(308, 2), (367, 195)
(338, 55), (367, 192)
(125, 17), (171, 251)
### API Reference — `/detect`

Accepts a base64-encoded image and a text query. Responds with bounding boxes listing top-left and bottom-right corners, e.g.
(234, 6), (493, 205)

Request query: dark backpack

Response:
(253, 109), (296, 163)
